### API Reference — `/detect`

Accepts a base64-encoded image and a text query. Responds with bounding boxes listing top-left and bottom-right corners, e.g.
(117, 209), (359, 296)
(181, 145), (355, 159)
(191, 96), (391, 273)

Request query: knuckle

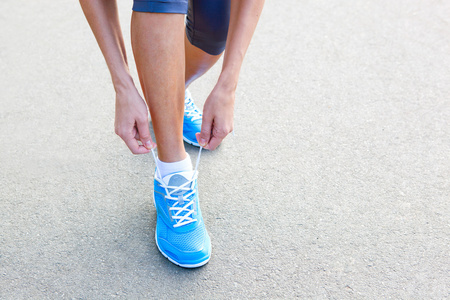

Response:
(213, 127), (228, 138)
(118, 131), (126, 139)
(137, 115), (147, 124)
(115, 127), (122, 137)
(201, 129), (210, 136)
(140, 134), (150, 141)
(115, 128), (129, 141)
(128, 144), (138, 154)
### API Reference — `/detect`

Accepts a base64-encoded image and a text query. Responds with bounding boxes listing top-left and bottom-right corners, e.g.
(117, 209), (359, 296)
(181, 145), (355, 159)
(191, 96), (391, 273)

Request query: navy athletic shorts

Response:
(132, 0), (230, 55)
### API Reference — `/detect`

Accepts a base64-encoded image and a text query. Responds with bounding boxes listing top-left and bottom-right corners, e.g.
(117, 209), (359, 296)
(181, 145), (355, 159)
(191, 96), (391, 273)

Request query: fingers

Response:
(196, 123), (232, 150)
(115, 120), (156, 155)
(198, 113), (213, 148)
(206, 126), (230, 150)
(116, 126), (150, 154)
(123, 136), (151, 154)
(136, 116), (156, 150)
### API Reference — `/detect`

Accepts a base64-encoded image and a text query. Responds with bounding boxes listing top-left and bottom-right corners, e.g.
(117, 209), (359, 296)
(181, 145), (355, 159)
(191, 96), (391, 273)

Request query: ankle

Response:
(156, 143), (187, 163)
(156, 153), (193, 178)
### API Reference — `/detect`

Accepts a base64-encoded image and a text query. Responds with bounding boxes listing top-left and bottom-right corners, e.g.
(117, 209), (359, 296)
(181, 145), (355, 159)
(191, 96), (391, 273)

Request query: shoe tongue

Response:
(162, 171), (193, 186)
(162, 171), (194, 201)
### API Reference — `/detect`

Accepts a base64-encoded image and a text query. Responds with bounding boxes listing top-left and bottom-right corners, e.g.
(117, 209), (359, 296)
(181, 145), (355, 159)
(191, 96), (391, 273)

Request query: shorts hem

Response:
(186, 30), (226, 56)
(132, 1), (188, 14)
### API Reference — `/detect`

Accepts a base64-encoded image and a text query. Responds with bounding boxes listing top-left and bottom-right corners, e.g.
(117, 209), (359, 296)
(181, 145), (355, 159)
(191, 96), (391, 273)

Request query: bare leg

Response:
(131, 12), (186, 162)
(184, 35), (223, 88)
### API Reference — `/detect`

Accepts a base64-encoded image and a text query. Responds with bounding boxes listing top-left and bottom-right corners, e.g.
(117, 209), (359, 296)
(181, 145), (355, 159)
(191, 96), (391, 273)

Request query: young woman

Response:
(80, 0), (264, 268)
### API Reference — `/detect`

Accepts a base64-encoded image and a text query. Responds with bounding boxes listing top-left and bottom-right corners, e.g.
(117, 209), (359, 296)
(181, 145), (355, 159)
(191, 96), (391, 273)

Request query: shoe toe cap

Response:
(156, 225), (211, 267)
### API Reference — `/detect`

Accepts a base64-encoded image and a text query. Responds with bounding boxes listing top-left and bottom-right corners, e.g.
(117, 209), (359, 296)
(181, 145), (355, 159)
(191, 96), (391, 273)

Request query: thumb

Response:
(198, 114), (212, 148)
(136, 117), (156, 150)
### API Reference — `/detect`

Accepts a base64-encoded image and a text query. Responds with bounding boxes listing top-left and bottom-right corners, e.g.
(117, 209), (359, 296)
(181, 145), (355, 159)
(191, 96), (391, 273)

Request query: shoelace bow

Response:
(185, 98), (202, 121)
(151, 147), (203, 228)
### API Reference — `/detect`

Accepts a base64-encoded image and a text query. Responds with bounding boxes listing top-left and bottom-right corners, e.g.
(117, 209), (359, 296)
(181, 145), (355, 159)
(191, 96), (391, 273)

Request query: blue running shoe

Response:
(153, 166), (211, 268)
(183, 90), (202, 147)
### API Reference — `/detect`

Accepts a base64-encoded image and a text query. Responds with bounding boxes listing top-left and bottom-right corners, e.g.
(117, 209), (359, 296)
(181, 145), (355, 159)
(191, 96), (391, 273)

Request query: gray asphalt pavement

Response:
(1, 0), (449, 298)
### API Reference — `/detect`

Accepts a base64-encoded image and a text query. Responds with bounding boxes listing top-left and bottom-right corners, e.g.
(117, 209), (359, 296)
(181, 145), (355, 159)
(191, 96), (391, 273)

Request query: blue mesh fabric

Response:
(154, 190), (171, 221)
(157, 218), (168, 239)
(167, 223), (206, 251)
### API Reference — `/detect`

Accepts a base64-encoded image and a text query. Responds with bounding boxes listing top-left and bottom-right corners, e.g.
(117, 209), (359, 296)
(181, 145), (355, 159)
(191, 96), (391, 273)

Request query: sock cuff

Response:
(156, 153), (193, 178)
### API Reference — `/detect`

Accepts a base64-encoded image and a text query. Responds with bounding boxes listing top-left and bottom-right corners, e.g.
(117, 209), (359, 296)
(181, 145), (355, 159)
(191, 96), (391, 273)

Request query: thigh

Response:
(186, 0), (230, 55)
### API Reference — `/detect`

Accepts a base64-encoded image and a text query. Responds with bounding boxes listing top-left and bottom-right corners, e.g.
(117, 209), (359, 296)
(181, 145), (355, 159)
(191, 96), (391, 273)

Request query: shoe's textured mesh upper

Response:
(154, 191), (171, 222)
(157, 217), (168, 238)
(167, 223), (206, 251)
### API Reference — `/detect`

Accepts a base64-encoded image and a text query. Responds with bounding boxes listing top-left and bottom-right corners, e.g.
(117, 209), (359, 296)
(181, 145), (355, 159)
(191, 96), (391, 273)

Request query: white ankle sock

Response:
(156, 153), (193, 179)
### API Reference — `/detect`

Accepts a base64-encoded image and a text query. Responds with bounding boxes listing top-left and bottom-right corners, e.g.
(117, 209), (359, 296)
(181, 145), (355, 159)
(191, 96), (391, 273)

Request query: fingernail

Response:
(200, 139), (207, 147)
(145, 141), (154, 149)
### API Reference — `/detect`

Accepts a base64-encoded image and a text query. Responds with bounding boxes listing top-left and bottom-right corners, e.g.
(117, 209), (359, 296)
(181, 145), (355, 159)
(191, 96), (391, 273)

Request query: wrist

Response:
(217, 70), (239, 92)
(112, 72), (135, 94)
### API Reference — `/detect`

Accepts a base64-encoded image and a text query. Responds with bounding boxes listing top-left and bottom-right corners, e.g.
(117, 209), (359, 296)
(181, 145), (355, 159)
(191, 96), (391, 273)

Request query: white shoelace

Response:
(151, 147), (203, 227)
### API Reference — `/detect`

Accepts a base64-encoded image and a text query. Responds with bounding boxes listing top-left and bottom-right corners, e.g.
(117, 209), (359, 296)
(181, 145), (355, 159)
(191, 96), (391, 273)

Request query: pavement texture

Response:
(1, 0), (449, 298)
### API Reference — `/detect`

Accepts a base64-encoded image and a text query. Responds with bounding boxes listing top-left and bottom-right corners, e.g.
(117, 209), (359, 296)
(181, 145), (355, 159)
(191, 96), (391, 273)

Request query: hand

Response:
(196, 84), (235, 150)
(114, 85), (156, 154)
